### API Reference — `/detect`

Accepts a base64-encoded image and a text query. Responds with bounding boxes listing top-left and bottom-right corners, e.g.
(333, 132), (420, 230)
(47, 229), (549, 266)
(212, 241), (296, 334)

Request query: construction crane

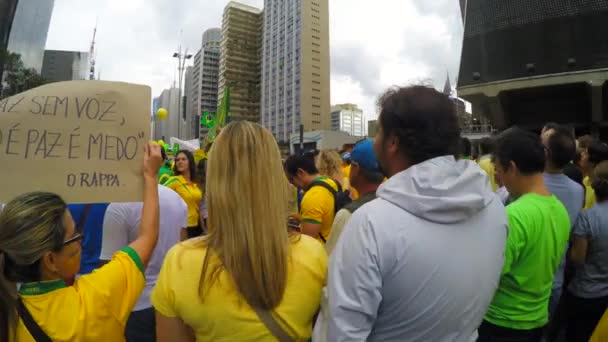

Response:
(89, 23), (97, 80)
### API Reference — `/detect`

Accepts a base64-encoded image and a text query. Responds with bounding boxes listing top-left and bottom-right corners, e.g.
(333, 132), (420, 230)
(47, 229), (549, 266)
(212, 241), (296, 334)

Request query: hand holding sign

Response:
(143, 142), (163, 179)
(0, 80), (151, 203)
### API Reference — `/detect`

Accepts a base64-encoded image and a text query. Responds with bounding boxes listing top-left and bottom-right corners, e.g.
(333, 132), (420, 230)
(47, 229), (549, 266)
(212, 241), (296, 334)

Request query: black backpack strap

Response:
(309, 179), (341, 243)
(310, 179), (338, 196)
(16, 297), (52, 342)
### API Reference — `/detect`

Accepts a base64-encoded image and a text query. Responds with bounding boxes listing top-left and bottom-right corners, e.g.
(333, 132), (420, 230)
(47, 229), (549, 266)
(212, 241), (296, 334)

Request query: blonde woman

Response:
(152, 121), (327, 341)
(0, 143), (162, 342)
(315, 150), (347, 188)
(316, 150), (359, 199)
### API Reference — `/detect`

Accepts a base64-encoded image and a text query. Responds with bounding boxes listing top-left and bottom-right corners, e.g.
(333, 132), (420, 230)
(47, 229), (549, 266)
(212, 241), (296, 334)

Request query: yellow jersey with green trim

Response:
(301, 177), (338, 243)
(151, 235), (327, 341)
(478, 156), (498, 192)
(165, 175), (203, 227)
(14, 247), (145, 342)
(584, 176), (596, 210)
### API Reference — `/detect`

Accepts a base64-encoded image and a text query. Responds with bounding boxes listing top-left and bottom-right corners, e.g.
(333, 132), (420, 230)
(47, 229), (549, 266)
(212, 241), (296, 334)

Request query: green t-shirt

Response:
(485, 193), (570, 330)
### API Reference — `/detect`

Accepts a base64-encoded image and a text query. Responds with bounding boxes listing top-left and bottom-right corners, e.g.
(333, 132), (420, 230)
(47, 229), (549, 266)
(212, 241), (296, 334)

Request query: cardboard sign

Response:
(0, 81), (151, 204)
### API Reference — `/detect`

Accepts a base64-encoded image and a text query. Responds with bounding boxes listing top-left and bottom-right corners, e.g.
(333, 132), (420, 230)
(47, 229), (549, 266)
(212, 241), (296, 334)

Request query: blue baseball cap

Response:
(350, 140), (380, 173)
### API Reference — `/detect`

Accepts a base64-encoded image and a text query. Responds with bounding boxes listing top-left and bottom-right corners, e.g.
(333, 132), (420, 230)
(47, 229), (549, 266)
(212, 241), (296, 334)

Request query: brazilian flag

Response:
(201, 112), (216, 128)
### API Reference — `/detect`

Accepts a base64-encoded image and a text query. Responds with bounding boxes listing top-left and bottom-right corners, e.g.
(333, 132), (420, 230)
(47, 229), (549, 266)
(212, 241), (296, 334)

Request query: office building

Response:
(191, 28), (221, 139)
(218, 2), (263, 123)
(153, 88), (180, 141)
(331, 103), (365, 137)
(261, 0), (331, 143)
(183, 65), (196, 139)
(0, 0), (18, 53)
(41, 50), (89, 82)
(368, 120), (378, 138)
(6, 0), (55, 72)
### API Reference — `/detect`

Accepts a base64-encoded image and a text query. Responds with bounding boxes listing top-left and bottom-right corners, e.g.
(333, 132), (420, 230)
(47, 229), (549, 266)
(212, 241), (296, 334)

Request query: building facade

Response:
(153, 88), (180, 141)
(261, 0), (331, 143)
(368, 120), (378, 138)
(6, 0), (55, 72)
(41, 50), (89, 82)
(218, 2), (263, 123)
(183, 65), (196, 140)
(331, 103), (364, 137)
(191, 28), (221, 139)
(0, 0), (18, 53)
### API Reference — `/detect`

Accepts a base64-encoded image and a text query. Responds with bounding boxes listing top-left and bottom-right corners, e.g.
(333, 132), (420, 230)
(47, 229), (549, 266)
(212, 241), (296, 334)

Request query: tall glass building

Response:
(6, 0), (55, 72)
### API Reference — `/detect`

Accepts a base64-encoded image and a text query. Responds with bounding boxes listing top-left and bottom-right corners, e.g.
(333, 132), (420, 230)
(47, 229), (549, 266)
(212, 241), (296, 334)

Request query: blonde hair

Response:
(0, 192), (68, 341)
(316, 150), (345, 186)
(200, 121), (290, 309)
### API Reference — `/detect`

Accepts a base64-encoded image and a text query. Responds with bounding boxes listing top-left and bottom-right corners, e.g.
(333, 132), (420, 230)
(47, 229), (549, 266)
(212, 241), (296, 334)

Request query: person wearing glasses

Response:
(0, 143), (162, 342)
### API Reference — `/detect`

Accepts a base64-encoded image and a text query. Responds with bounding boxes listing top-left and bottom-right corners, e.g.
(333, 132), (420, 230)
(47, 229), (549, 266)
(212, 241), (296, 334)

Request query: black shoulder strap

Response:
(16, 297), (52, 342)
(310, 179), (338, 196)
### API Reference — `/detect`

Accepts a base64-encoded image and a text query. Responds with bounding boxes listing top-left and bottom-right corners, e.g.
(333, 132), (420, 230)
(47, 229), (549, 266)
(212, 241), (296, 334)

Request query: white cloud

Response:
(46, 0), (463, 121)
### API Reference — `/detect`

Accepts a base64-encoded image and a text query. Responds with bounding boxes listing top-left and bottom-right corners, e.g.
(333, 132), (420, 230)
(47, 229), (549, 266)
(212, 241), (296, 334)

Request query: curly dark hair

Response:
(377, 85), (461, 165)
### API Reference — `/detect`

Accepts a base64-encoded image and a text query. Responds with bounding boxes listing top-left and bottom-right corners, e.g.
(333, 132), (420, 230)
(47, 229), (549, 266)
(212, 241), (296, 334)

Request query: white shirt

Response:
(100, 185), (187, 311)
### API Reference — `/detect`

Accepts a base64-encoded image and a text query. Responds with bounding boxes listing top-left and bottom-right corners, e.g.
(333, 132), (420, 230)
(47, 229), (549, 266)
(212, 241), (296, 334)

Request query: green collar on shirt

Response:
(312, 176), (328, 182)
(19, 279), (67, 296)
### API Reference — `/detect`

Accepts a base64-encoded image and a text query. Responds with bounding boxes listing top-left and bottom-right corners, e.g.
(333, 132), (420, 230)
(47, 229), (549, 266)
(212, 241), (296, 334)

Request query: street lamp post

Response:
(173, 45), (192, 139)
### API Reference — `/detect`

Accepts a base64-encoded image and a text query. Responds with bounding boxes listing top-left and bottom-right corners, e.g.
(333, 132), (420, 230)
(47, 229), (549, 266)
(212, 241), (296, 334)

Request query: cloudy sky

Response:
(46, 0), (464, 121)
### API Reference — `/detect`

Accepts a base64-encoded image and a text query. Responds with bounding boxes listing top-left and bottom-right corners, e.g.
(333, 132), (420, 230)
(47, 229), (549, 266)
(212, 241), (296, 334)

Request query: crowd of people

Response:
(0, 85), (607, 341)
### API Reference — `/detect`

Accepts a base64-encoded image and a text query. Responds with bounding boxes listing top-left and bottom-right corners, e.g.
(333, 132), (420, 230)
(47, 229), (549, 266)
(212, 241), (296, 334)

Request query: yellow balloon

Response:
(158, 140), (165, 146)
(157, 108), (168, 121)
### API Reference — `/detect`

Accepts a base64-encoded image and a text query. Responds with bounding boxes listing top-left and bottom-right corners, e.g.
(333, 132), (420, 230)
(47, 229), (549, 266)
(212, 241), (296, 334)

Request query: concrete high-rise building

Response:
(331, 104), (365, 137)
(6, 0), (55, 72)
(183, 65), (196, 140)
(368, 120), (378, 138)
(41, 50), (89, 82)
(191, 28), (221, 139)
(153, 88), (180, 141)
(261, 0), (331, 143)
(0, 0), (18, 53)
(202, 28), (222, 50)
(218, 2), (263, 123)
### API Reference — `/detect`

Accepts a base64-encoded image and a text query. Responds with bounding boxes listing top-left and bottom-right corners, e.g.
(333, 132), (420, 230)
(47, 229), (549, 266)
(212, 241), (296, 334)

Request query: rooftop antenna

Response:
(89, 19), (98, 80)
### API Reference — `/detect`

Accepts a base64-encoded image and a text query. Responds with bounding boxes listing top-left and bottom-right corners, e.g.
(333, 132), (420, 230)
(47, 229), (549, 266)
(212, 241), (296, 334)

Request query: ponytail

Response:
(0, 251), (17, 342)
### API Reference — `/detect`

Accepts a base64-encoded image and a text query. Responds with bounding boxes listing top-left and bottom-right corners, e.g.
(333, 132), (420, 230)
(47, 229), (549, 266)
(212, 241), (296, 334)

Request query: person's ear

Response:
(41, 251), (59, 274)
(508, 161), (518, 175)
(386, 134), (399, 155)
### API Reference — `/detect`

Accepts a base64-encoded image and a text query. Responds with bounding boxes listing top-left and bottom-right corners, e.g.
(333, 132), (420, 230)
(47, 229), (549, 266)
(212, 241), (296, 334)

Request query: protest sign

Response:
(0, 81), (151, 203)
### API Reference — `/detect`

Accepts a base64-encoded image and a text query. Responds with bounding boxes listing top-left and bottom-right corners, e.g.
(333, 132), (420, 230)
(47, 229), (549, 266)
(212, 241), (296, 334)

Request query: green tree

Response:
(0, 49), (46, 99)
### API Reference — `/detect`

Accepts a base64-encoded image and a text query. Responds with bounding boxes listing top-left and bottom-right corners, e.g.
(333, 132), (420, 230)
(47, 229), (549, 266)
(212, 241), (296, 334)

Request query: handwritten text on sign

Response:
(0, 81), (151, 203)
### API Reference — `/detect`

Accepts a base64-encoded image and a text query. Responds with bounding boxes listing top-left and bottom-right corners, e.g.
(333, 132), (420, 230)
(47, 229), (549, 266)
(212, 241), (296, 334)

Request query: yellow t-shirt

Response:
(301, 177), (338, 243)
(584, 176), (596, 210)
(165, 175), (203, 227)
(478, 156), (498, 192)
(151, 236), (327, 341)
(15, 247), (145, 342)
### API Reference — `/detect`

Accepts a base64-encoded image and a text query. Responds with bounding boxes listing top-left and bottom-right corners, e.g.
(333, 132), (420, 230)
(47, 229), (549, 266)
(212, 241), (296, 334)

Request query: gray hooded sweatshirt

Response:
(327, 156), (508, 342)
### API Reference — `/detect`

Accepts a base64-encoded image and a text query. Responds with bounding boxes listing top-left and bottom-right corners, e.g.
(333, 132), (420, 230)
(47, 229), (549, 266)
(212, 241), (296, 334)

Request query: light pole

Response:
(173, 45), (192, 138)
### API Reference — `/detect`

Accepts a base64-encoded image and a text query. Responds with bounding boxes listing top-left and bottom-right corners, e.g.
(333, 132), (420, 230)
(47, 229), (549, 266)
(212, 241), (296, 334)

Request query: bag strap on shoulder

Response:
(251, 306), (295, 342)
(16, 297), (52, 342)
(310, 179), (339, 195)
